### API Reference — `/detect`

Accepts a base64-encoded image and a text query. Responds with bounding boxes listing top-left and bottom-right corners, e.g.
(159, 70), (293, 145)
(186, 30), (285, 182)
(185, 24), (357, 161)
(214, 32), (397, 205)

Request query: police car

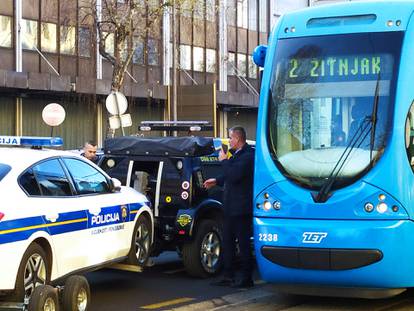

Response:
(0, 136), (153, 308)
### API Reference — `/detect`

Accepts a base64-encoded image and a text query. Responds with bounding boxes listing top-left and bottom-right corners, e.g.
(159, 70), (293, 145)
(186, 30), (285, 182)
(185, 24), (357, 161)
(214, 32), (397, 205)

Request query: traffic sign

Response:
(42, 103), (66, 126)
(105, 92), (128, 115)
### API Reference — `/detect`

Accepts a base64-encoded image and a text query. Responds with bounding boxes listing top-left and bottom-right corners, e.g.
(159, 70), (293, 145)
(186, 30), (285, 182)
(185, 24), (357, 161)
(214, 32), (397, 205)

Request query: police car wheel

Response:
(12, 243), (50, 303)
(62, 275), (90, 311)
(182, 219), (223, 278)
(27, 285), (59, 311)
(127, 216), (152, 266)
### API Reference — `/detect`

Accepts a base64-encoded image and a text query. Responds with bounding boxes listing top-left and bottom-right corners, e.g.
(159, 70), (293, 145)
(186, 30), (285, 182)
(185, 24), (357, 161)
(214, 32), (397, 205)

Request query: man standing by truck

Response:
(203, 126), (255, 289)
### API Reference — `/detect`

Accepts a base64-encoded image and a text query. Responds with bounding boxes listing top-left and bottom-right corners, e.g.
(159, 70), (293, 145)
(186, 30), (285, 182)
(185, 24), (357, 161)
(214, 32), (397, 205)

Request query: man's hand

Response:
(203, 178), (217, 189)
(218, 149), (227, 161)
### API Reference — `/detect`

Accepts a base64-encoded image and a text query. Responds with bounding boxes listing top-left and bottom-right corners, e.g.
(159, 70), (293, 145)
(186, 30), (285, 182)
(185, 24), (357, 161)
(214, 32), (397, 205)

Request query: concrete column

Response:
(96, 101), (103, 147)
(219, 110), (228, 138)
(218, 0), (228, 92)
(15, 97), (23, 136)
(163, 2), (171, 86)
(15, 0), (22, 72)
(96, 0), (102, 80)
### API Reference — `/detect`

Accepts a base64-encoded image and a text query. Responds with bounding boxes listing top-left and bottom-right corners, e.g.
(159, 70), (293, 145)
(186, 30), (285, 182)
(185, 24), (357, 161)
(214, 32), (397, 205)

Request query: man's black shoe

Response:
(210, 278), (234, 286)
(230, 279), (254, 289)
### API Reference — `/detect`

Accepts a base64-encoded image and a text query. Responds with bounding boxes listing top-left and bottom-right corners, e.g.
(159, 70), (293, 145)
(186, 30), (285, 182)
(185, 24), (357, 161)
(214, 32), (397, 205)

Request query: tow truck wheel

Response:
(62, 275), (90, 311)
(27, 285), (59, 311)
(12, 243), (50, 303)
(182, 219), (223, 278)
(126, 216), (152, 266)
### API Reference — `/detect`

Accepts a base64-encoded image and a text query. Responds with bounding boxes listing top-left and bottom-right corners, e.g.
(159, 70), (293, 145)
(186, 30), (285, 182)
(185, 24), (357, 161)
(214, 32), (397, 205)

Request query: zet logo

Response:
(302, 232), (328, 244)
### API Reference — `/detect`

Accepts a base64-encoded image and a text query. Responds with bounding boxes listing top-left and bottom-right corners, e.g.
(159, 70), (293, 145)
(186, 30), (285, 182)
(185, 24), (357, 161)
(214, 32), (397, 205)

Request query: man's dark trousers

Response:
(222, 215), (253, 281)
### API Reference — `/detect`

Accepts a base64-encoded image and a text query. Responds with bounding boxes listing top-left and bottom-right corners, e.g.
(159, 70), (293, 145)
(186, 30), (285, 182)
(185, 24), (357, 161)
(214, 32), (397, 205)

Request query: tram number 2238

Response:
(258, 233), (278, 242)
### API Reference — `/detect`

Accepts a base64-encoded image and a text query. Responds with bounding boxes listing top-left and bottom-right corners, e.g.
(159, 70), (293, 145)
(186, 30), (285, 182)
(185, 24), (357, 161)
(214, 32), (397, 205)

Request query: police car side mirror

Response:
(110, 178), (122, 192)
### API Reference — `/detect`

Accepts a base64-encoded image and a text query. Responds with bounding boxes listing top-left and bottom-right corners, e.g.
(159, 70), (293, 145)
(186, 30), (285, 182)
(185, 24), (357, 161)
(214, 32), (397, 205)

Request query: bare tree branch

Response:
(80, 0), (196, 91)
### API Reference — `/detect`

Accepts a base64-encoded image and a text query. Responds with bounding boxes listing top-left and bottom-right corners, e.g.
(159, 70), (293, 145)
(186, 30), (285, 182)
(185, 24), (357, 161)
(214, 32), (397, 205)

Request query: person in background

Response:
(204, 126), (255, 289)
(81, 141), (99, 164)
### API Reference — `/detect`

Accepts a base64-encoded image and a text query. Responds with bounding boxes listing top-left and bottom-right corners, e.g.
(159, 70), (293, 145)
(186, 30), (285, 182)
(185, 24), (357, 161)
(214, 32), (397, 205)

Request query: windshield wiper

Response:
(370, 74), (381, 162)
(313, 76), (381, 203)
(312, 116), (373, 203)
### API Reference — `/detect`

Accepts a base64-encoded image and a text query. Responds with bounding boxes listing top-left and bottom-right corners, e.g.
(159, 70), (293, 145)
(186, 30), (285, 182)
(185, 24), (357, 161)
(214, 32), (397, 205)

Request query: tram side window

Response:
(405, 102), (414, 171)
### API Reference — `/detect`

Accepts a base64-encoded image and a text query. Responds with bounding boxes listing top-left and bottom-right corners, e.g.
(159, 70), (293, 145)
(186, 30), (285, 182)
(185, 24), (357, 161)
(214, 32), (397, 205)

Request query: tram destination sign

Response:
(286, 54), (394, 82)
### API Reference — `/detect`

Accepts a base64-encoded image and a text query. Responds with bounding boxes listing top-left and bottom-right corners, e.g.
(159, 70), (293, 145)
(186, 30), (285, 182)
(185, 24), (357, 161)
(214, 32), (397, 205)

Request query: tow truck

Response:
(99, 121), (228, 277)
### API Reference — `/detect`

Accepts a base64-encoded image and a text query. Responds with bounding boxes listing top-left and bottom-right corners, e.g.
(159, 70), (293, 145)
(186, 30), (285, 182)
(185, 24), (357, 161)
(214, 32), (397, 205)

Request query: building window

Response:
(248, 55), (257, 79)
(227, 0), (236, 26)
(206, 0), (216, 22)
(248, 0), (257, 31)
(181, 0), (193, 17)
(148, 0), (159, 8)
(41, 22), (57, 53)
(237, 0), (248, 28)
(206, 48), (216, 73)
(22, 19), (38, 50)
(228, 52), (235, 76)
(169, 42), (173, 68)
(0, 15), (12, 48)
(148, 38), (159, 66)
(259, 0), (267, 32)
(237, 53), (246, 77)
(60, 26), (76, 55)
(180, 44), (191, 70)
(79, 27), (91, 57)
(103, 32), (114, 57)
(194, 0), (204, 19)
(193, 46), (204, 72)
(120, 40), (128, 62)
(133, 37), (144, 64)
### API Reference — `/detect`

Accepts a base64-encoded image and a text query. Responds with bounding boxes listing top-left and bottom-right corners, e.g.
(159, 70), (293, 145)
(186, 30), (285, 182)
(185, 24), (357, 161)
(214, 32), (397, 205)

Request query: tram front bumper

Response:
(261, 246), (382, 270)
(254, 217), (414, 289)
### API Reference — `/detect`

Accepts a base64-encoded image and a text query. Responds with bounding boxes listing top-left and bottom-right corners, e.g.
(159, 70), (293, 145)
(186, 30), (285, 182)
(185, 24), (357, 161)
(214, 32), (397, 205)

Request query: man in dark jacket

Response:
(204, 126), (255, 288)
(81, 141), (99, 164)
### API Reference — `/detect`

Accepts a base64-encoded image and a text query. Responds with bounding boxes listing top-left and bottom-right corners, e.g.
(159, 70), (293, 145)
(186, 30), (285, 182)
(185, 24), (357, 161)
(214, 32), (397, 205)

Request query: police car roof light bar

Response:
(0, 136), (63, 147)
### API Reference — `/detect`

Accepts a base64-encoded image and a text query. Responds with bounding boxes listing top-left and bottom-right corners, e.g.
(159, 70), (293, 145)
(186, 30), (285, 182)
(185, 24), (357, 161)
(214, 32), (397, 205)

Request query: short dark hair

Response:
(85, 140), (97, 147)
(230, 126), (246, 142)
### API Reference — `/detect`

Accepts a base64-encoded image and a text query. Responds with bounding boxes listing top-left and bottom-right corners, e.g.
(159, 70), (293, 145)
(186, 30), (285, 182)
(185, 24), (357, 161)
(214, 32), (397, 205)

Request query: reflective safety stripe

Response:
(0, 201), (147, 245)
(0, 218), (87, 235)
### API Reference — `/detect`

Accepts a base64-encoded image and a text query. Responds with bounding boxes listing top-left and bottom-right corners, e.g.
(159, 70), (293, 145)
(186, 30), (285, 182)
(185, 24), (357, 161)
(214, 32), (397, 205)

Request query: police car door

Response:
(61, 158), (131, 263)
(19, 158), (90, 277)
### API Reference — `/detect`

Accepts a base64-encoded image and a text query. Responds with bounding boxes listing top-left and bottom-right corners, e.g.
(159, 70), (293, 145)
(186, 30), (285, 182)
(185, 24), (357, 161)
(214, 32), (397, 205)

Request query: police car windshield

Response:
(0, 164), (12, 181)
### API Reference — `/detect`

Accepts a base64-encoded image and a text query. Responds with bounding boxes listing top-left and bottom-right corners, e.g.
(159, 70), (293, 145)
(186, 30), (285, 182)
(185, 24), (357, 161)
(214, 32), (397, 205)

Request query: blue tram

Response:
(253, 1), (414, 297)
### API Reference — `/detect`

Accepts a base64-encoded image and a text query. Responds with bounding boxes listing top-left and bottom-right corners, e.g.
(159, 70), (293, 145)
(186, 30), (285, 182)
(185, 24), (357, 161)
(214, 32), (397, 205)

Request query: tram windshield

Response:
(268, 32), (403, 190)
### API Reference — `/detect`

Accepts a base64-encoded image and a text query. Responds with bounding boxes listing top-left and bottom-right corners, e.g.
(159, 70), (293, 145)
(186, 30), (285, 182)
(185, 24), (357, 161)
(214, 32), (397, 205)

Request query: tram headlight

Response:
(263, 201), (272, 211)
(273, 201), (281, 210)
(376, 202), (388, 214)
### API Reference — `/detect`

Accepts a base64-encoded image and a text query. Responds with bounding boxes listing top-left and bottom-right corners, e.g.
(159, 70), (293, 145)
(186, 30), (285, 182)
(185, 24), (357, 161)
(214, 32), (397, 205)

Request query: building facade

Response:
(0, 0), (353, 148)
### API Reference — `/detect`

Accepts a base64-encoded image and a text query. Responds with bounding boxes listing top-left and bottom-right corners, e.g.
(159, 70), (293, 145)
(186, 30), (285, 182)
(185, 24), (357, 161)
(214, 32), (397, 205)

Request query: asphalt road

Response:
(87, 252), (252, 311)
(86, 252), (414, 311)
